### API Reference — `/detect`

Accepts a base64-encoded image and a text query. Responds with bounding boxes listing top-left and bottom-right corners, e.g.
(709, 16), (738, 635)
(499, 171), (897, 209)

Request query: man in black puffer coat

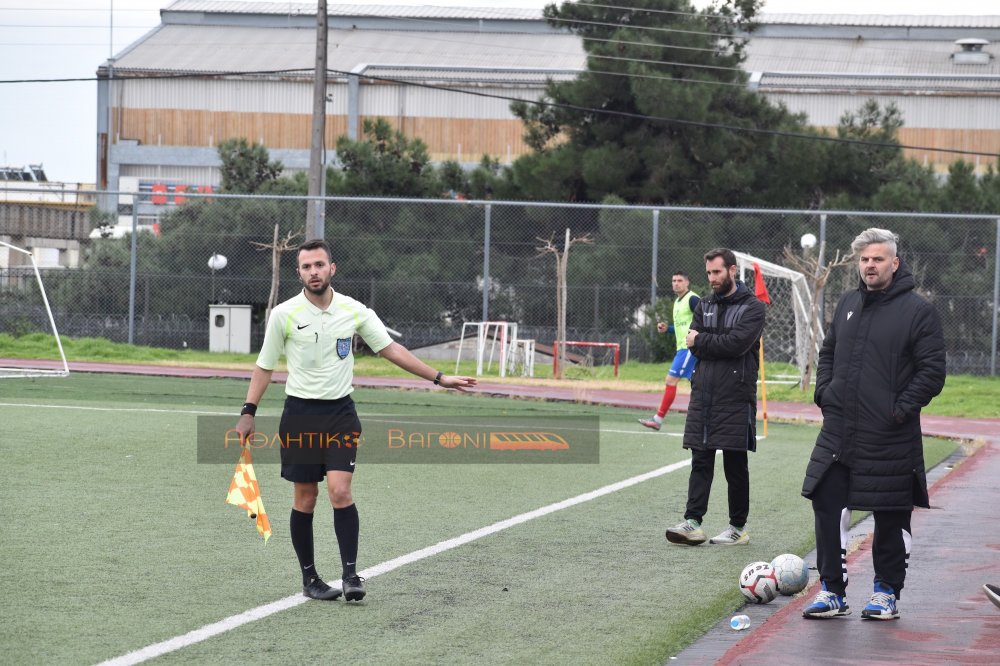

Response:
(801, 228), (945, 622)
(665, 248), (766, 547)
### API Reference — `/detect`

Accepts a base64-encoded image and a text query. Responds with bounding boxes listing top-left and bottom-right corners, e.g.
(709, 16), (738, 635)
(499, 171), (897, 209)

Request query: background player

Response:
(639, 271), (700, 431)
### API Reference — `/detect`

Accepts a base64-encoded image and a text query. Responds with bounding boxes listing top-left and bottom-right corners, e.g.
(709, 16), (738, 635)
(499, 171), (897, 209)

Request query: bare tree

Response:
(537, 229), (593, 379)
(782, 241), (854, 391)
(251, 224), (303, 325)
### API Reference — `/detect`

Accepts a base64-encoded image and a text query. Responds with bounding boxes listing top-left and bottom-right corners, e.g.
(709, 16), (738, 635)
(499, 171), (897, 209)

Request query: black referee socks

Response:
(290, 509), (318, 585)
(333, 503), (360, 579)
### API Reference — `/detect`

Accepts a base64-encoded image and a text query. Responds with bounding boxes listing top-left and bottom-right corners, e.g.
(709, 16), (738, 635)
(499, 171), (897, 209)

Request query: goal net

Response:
(734, 252), (821, 384)
(552, 341), (620, 379)
(454, 321), (519, 377)
(0, 241), (69, 378)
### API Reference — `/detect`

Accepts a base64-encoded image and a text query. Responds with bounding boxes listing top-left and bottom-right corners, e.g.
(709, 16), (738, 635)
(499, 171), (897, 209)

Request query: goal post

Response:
(733, 251), (821, 384)
(0, 241), (70, 378)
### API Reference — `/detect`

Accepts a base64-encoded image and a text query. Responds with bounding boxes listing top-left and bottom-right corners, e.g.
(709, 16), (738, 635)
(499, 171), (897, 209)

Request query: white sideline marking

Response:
(1, 403), (683, 438)
(96, 457), (692, 666)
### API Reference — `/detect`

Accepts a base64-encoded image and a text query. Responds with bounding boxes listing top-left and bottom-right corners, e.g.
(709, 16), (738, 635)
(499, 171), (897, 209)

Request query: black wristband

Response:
(433, 371), (443, 385)
(240, 402), (257, 417)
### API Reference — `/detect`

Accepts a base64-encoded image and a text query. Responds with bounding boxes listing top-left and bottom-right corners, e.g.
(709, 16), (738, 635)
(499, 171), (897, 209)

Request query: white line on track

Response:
(0, 402), (230, 415)
(95, 457), (692, 666)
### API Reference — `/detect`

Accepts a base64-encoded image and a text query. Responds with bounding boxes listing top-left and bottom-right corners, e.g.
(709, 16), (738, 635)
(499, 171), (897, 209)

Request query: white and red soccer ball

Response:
(739, 561), (779, 604)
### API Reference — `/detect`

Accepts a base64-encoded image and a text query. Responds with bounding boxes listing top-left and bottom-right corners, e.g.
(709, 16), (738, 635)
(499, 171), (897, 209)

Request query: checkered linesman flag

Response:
(226, 447), (272, 543)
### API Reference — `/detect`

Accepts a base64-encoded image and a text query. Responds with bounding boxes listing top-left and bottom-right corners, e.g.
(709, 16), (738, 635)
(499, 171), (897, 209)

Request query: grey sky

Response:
(1, 0), (995, 183)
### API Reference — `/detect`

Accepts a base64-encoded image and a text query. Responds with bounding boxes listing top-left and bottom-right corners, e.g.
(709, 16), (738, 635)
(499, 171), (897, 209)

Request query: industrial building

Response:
(96, 2), (1000, 211)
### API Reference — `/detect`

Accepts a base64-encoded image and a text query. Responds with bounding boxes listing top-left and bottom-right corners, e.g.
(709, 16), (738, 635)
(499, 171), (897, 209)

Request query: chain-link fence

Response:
(2, 191), (999, 375)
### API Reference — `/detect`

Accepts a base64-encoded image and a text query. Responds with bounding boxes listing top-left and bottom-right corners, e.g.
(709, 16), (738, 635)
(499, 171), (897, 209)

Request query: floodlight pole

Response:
(305, 0), (328, 240)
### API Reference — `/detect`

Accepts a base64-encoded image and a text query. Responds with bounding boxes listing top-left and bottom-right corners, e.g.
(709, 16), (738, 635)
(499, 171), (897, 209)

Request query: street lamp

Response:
(208, 253), (228, 303)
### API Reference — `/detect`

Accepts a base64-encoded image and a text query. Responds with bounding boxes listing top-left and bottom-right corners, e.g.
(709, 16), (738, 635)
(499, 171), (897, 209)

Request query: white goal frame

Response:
(734, 251), (822, 383)
(454, 321), (519, 377)
(0, 241), (70, 378)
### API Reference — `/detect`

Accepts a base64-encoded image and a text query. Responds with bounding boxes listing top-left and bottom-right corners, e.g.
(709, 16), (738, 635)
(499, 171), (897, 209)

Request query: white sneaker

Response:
(984, 583), (1000, 610)
(709, 525), (749, 545)
(638, 417), (661, 431)
(665, 519), (706, 545)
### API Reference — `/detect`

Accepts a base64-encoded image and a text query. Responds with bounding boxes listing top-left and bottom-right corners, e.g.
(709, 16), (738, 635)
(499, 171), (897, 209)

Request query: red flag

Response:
(752, 262), (771, 305)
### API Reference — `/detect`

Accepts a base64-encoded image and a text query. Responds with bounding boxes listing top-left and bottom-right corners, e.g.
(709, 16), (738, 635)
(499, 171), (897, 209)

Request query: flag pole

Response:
(758, 338), (768, 438)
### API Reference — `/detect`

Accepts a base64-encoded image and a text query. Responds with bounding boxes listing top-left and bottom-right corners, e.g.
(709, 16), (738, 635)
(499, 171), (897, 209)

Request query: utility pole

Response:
(305, 0), (328, 240)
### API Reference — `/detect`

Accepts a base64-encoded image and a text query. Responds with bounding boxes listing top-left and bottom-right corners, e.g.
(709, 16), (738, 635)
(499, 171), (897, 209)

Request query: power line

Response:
(0, 24), (152, 29)
(328, 67), (999, 159)
(2, 67), (991, 159)
(0, 7), (156, 11)
(582, 3), (737, 22)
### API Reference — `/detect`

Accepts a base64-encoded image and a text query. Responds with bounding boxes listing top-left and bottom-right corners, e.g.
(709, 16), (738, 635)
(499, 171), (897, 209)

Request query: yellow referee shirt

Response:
(256, 290), (393, 400)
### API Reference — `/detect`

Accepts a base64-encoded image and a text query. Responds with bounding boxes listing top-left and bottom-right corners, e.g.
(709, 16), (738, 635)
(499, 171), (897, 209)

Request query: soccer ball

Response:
(770, 553), (809, 595)
(739, 561), (779, 604)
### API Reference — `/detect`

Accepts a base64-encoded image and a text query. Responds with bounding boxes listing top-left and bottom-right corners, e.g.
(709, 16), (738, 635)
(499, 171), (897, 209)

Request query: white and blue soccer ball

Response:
(770, 553), (810, 595)
(739, 561), (779, 604)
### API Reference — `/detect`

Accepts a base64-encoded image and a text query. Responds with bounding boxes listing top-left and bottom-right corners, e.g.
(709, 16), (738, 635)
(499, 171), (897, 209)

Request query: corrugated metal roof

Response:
(758, 13), (1000, 28)
(112, 24), (585, 75)
(362, 65), (579, 85)
(744, 39), (1000, 76)
(115, 8), (1000, 93)
(164, 1), (543, 21)
(163, 4), (1000, 29)
(759, 74), (1000, 93)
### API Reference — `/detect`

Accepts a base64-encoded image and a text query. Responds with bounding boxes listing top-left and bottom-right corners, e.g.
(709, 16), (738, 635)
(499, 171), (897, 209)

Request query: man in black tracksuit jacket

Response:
(665, 248), (766, 547)
(801, 228), (946, 621)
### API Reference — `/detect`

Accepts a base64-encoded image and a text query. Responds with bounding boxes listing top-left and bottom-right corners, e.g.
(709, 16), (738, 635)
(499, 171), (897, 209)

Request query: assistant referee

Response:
(235, 239), (476, 602)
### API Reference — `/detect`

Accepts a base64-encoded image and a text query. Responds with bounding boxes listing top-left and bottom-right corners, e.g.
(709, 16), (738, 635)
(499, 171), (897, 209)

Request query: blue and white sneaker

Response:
(802, 581), (851, 618)
(861, 581), (899, 620)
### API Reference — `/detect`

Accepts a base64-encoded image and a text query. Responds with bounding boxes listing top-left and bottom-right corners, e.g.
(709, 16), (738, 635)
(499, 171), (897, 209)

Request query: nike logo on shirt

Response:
(297, 323), (310, 329)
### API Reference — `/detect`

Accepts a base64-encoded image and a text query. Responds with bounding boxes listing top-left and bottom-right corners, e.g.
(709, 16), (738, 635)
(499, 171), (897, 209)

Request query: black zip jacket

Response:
(801, 260), (946, 511)
(682, 281), (767, 452)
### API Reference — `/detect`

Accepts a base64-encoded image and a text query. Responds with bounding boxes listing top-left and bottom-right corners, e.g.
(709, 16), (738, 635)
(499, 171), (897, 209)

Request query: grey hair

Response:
(851, 227), (898, 257)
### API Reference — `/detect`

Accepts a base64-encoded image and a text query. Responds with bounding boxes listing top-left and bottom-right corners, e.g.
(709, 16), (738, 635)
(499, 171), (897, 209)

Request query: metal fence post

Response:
(482, 203), (492, 322)
(127, 210), (137, 344)
(992, 217), (1000, 376)
(651, 209), (660, 307)
(818, 213), (827, 326)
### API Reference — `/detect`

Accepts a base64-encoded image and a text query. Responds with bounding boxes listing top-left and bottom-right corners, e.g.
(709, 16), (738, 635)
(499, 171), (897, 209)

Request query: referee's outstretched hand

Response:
(439, 375), (477, 392)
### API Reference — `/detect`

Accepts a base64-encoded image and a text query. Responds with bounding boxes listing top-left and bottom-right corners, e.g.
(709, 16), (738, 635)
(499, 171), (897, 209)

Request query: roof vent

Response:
(953, 38), (991, 65)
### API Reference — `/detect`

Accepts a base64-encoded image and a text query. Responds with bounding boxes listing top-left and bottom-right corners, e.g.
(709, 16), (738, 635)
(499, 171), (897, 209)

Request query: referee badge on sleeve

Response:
(336, 337), (352, 359)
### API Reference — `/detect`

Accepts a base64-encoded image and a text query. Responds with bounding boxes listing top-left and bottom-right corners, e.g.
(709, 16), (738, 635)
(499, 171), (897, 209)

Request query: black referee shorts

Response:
(279, 394), (362, 483)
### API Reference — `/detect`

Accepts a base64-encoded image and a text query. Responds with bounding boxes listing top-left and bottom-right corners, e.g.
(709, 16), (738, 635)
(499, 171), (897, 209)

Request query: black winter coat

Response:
(801, 261), (946, 511)
(682, 281), (767, 452)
